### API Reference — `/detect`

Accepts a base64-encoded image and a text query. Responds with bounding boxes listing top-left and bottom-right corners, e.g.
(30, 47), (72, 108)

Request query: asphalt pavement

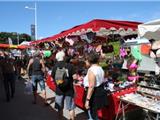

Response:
(0, 76), (87, 120)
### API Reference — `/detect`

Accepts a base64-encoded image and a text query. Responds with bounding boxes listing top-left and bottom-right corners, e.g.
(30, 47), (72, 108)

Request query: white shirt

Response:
(83, 65), (105, 87)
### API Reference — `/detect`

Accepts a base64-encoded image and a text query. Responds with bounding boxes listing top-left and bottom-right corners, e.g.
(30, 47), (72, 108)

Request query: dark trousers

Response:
(3, 73), (15, 101)
(85, 84), (109, 120)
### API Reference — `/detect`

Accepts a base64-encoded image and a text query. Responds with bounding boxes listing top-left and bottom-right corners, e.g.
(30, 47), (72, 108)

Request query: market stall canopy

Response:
(0, 43), (28, 49)
(138, 19), (160, 40)
(0, 43), (9, 48)
(31, 19), (142, 44)
(124, 37), (149, 46)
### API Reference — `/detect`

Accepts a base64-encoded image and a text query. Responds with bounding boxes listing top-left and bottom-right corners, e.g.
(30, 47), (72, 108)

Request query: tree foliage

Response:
(0, 32), (31, 44)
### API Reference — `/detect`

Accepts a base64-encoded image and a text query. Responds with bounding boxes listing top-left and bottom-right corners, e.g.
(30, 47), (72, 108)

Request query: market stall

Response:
(112, 19), (160, 120)
(46, 72), (137, 120)
(42, 19), (143, 120)
(115, 79), (160, 120)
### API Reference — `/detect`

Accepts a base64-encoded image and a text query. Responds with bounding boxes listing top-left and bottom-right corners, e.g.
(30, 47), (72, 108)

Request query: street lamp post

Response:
(25, 2), (37, 40)
(17, 34), (19, 45)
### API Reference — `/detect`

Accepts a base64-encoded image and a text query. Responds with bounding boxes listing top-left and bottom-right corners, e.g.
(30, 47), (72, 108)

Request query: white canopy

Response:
(124, 37), (149, 46)
(138, 19), (160, 40)
(20, 41), (31, 46)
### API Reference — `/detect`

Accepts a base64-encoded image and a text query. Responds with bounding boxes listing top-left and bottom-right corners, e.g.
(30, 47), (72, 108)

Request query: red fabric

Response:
(48, 19), (141, 41)
(0, 43), (10, 48)
(74, 85), (85, 108)
(17, 45), (28, 49)
(46, 74), (56, 91)
(31, 19), (142, 44)
(141, 44), (151, 55)
(0, 44), (28, 49)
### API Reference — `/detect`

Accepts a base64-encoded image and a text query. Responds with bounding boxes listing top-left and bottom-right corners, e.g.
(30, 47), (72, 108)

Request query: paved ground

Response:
(0, 76), (147, 120)
(0, 76), (87, 120)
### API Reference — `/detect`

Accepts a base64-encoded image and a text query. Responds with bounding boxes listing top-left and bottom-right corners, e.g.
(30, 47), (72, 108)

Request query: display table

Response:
(116, 93), (160, 120)
(46, 74), (137, 120)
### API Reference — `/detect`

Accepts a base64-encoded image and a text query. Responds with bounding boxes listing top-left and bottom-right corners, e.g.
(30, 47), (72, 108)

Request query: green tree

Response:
(0, 32), (31, 44)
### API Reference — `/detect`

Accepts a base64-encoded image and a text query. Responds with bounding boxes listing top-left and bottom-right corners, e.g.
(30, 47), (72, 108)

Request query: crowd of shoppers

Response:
(0, 45), (136, 120)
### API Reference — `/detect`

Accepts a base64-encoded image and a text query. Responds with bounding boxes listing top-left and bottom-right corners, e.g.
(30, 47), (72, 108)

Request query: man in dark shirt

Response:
(27, 51), (47, 104)
(1, 52), (16, 102)
(51, 50), (76, 120)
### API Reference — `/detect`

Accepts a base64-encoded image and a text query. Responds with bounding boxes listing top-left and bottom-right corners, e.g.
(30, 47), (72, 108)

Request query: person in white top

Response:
(84, 52), (108, 120)
(83, 65), (104, 88)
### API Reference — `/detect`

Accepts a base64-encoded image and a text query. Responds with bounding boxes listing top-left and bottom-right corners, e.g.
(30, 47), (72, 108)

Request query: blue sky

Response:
(0, 1), (160, 39)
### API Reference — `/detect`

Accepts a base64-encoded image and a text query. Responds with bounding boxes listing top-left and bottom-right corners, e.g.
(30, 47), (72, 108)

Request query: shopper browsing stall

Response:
(84, 52), (109, 120)
(127, 56), (140, 82)
(51, 50), (76, 120)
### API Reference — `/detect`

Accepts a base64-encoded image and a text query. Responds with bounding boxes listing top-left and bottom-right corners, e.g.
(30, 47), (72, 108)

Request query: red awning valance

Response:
(0, 43), (28, 49)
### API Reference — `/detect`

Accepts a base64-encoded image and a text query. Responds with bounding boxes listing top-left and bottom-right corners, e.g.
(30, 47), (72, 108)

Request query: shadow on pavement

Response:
(46, 97), (55, 105)
(115, 108), (146, 120)
(75, 111), (88, 120)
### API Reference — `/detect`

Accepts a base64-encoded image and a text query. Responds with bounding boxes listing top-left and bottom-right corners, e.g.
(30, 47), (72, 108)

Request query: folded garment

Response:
(128, 76), (139, 81)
